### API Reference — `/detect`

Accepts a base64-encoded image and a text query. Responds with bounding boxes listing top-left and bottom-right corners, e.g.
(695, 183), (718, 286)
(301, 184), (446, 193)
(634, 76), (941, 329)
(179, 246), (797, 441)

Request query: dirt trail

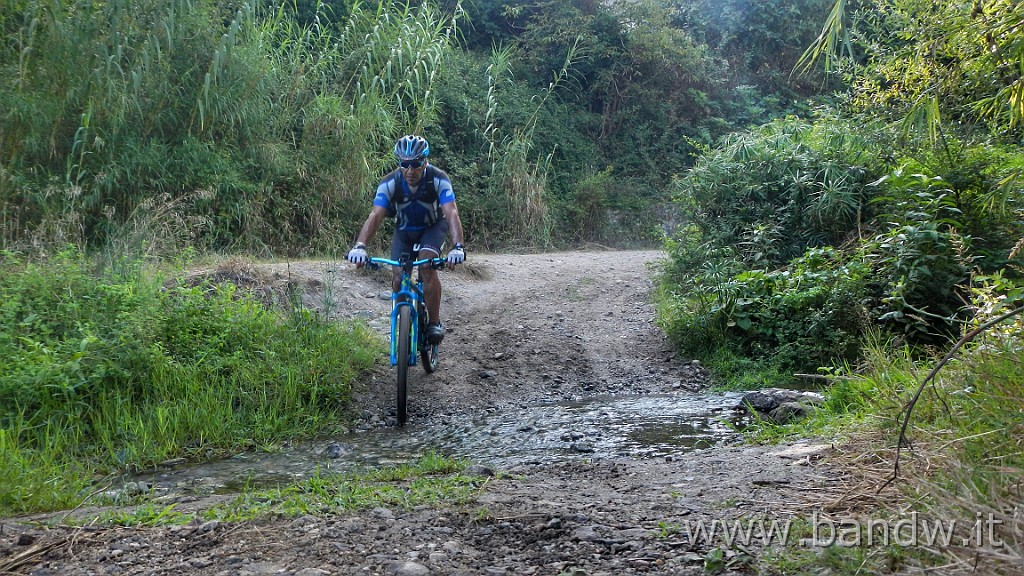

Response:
(0, 250), (840, 576)
(332, 250), (707, 424)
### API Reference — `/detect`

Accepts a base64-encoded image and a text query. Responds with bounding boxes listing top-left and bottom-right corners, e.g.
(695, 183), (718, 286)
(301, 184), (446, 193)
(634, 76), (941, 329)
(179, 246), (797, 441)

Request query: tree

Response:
(799, 0), (1024, 136)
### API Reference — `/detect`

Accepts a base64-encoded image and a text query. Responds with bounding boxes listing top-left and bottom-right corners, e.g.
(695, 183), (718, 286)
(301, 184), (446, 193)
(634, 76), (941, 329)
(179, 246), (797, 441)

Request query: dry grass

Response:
(175, 258), (319, 309)
(795, 428), (1024, 575)
(783, 432), (913, 517)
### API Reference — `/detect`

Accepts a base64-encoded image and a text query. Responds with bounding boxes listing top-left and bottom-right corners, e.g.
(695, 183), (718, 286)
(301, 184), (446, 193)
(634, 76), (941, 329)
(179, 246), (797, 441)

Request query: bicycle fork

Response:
(389, 295), (419, 367)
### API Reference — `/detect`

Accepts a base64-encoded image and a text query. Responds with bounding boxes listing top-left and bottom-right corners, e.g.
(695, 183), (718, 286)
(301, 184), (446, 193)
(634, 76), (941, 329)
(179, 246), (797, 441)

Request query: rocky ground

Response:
(1, 250), (847, 576)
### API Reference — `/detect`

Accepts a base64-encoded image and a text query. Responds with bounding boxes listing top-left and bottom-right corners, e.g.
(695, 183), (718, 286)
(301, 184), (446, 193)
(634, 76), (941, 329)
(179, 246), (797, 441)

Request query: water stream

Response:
(133, 392), (750, 496)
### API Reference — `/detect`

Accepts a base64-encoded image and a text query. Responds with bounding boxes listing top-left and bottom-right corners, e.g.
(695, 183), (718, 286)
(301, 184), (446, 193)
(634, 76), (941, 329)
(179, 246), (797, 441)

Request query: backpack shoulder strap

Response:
(392, 169), (405, 206)
(422, 165), (438, 201)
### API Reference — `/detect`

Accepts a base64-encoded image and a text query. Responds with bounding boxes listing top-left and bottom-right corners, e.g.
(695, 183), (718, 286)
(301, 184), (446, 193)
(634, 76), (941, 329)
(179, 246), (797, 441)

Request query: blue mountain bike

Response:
(366, 253), (446, 425)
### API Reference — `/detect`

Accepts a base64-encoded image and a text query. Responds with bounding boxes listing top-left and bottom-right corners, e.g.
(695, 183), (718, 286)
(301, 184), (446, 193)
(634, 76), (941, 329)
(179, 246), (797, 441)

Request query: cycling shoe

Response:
(425, 322), (445, 344)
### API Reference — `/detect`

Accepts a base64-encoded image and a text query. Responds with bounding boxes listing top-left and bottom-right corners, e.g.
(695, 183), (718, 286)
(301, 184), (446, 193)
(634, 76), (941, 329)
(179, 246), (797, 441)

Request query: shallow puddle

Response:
(134, 392), (749, 496)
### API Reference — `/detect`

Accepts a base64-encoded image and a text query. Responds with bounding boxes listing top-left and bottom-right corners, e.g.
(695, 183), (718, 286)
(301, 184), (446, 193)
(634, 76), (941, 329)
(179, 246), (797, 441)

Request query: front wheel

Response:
(396, 305), (412, 425)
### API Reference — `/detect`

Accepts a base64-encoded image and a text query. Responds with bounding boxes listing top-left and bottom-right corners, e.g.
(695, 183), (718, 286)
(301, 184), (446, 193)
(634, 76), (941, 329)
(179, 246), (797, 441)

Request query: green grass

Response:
(95, 503), (194, 527)
(0, 249), (380, 515)
(697, 346), (795, 391)
(206, 453), (480, 522)
(56, 454), (480, 527)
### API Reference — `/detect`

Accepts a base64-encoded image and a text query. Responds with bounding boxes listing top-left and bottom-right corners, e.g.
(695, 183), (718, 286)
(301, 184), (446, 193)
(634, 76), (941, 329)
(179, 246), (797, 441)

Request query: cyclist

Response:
(347, 135), (465, 344)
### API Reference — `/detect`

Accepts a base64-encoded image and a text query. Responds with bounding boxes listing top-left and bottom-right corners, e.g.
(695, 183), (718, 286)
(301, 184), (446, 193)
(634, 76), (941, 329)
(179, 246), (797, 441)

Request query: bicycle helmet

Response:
(393, 135), (430, 162)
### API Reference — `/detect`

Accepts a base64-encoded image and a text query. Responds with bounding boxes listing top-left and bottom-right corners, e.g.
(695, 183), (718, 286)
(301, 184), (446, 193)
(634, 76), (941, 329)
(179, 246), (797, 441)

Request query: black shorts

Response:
(391, 219), (448, 260)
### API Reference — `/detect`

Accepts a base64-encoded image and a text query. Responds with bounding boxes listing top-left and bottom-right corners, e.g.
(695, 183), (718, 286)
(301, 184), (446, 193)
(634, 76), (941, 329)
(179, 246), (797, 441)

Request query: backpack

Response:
(387, 166), (442, 226)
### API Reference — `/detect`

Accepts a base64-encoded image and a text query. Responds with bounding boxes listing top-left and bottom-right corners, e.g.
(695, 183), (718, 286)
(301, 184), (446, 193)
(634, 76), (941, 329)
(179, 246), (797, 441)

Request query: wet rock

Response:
(736, 388), (824, 423)
(770, 402), (810, 424)
(738, 390), (781, 413)
(324, 442), (345, 459)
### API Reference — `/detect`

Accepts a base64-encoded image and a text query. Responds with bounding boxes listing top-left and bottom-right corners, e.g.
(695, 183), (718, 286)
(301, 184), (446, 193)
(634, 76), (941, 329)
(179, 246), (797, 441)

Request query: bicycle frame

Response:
(367, 254), (445, 366)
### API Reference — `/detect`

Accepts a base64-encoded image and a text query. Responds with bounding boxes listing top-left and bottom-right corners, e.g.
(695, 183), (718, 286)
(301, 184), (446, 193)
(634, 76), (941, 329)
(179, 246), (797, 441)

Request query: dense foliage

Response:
(0, 0), (453, 255)
(0, 0), (834, 254)
(658, 1), (1024, 382)
(652, 6), (1024, 571)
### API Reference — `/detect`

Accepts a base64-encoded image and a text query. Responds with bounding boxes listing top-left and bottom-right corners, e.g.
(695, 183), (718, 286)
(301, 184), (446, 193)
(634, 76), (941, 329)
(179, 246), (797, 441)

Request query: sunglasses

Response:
(399, 160), (424, 170)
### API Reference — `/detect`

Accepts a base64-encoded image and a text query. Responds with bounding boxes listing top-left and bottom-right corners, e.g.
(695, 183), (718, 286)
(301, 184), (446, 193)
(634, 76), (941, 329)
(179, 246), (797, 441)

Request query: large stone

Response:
(737, 388), (825, 423)
(769, 402), (808, 424)
(387, 561), (431, 576)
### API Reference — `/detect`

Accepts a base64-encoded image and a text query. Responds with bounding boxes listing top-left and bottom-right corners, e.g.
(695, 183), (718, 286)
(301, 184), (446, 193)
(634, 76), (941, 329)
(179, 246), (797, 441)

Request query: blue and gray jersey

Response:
(373, 166), (456, 231)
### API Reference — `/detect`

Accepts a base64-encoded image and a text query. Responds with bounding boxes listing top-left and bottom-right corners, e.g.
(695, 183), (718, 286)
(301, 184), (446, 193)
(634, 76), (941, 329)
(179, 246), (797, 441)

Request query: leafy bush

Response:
(678, 115), (882, 267)
(658, 245), (871, 376)
(860, 172), (976, 340)
(659, 113), (1023, 383)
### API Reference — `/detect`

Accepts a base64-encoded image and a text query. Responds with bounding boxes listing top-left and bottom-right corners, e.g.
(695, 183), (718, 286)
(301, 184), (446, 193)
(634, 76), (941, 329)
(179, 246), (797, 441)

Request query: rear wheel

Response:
(396, 305), (412, 425)
(419, 301), (439, 373)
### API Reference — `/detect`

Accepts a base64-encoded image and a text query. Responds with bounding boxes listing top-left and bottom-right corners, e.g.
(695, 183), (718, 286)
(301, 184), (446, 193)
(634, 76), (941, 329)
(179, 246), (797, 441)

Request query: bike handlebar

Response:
(365, 256), (447, 271)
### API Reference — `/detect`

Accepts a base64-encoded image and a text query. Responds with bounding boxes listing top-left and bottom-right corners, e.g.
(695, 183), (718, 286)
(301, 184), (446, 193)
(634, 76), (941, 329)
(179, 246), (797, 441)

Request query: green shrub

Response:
(658, 245), (871, 379)
(660, 113), (1023, 384)
(676, 115), (881, 268)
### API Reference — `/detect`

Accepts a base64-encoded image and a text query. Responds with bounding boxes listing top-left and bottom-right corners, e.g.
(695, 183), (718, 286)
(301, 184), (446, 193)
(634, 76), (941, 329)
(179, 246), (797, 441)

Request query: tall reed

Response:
(0, 0), (458, 255)
(475, 39), (581, 248)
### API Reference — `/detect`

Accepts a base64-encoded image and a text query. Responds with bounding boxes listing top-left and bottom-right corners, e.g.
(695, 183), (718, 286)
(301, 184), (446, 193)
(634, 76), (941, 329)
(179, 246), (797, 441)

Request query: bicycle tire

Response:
(419, 300), (439, 373)
(396, 305), (412, 425)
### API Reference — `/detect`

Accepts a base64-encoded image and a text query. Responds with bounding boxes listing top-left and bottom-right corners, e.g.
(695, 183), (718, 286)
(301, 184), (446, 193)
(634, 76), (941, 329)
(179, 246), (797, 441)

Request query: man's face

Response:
(400, 161), (426, 185)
